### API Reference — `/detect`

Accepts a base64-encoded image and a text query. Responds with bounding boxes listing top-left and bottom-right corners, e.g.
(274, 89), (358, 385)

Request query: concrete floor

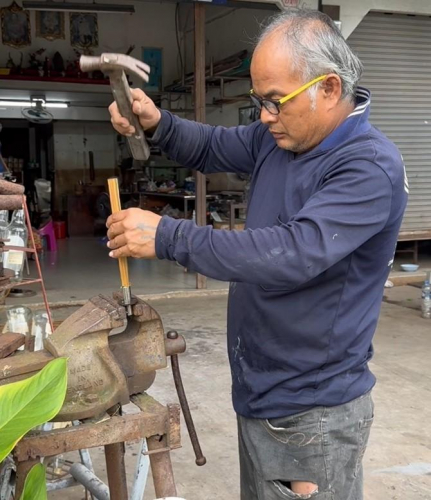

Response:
(5, 236), (227, 306)
(4, 235), (428, 307)
(44, 292), (431, 500)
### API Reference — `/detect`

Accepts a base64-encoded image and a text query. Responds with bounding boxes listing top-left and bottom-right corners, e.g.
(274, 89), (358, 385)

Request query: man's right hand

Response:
(109, 88), (162, 137)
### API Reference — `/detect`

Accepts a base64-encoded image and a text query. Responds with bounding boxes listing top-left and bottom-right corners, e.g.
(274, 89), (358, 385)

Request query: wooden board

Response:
(0, 333), (25, 358)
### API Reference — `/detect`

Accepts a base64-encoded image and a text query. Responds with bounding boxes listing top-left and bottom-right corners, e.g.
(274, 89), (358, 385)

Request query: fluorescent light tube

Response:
(0, 101), (69, 108)
(0, 101), (33, 107)
(45, 102), (69, 109)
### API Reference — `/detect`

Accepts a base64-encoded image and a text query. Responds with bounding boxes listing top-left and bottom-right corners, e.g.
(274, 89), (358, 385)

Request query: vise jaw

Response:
(45, 294), (167, 421)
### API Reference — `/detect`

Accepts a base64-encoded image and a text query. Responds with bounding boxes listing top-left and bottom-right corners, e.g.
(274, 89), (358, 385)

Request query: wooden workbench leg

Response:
(15, 458), (40, 499)
(105, 442), (128, 500)
(147, 434), (177, 498)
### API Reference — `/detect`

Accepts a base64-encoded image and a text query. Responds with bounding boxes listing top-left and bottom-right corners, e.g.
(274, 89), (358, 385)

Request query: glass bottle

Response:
(10, 209), (21, 224)
(32, 311), (51, 351)
(3, 209), (28, 281)
(0, 210), (9, 264)
(421, 278), (431, 319)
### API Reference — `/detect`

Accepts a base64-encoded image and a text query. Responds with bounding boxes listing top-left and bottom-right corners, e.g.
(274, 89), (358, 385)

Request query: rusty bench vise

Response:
(0, 292), (205, 463)
(47, 292), (180, 421)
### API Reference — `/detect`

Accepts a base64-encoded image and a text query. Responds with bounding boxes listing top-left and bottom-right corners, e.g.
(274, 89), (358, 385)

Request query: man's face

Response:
(250, 35), (334, 154)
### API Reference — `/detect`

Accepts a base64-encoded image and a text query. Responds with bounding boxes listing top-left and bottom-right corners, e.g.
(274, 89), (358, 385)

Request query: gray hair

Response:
(257, 8), (363, 105)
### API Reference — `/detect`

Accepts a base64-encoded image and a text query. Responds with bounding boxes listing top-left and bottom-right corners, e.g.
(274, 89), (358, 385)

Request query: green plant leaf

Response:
(0, 357), (67, 461)
(19, 463), (47, 500)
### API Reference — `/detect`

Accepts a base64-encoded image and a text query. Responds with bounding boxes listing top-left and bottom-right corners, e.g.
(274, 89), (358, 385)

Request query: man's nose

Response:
(259, 107), (278, 125)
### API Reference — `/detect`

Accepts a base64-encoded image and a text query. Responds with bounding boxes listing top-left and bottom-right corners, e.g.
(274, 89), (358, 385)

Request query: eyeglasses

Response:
(249, 75), (327, 115)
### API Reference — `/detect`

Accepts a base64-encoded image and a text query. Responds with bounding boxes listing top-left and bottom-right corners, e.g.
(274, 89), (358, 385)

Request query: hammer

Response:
(80, 53), (151, 161)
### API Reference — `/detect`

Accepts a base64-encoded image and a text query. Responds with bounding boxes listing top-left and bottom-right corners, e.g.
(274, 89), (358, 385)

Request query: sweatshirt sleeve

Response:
(155, 160), (394, 288)
(149, 110), (265, 175)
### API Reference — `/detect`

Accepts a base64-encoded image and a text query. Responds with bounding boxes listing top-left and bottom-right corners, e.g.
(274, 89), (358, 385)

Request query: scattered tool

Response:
(80, 53), (151, 161)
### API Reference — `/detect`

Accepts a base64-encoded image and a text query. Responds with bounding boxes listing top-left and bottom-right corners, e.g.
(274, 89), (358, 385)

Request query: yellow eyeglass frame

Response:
(249, 75), (327, 114)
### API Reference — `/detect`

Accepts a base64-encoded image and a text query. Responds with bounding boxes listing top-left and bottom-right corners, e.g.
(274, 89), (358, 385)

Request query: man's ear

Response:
(321, 74), (343, 106)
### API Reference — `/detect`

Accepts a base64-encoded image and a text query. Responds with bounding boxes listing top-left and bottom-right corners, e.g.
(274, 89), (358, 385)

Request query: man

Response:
(108, 8), (408, 500)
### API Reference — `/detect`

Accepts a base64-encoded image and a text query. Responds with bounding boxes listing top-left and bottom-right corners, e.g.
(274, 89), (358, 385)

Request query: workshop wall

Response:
(205, 7), (270, 128)
(0, 0), (179, 86)
(53, 121), (116, 211)
(0, 0), (182, 209)
(179, 5), (272, 127)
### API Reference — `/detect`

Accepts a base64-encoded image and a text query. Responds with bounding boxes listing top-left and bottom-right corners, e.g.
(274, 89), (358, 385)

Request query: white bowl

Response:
(400, 264), (419, 272)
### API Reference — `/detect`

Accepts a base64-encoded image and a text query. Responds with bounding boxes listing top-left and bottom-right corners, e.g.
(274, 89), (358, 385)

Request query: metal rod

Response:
(47, 477), (78, 491)
(70, 463), (110, 500)
(171, 353), (206, 466)
(130, 439), (150, 500)
(22, 196), (54, 333)
(73, 420), (95, 473)
(194, 1), (207, 290)
(147, 435), (177, 498)
(104, 442), (129, 500)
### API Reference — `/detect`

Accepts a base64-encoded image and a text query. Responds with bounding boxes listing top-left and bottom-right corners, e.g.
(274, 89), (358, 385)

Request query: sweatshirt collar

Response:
(300, 87), (372, 158)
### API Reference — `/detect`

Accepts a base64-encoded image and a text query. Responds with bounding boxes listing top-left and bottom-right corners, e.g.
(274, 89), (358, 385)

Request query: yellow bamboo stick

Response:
(107, 177), (130, 288)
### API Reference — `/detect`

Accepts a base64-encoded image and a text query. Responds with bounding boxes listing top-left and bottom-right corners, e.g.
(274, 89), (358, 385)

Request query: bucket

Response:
(54, 221), (66, 239)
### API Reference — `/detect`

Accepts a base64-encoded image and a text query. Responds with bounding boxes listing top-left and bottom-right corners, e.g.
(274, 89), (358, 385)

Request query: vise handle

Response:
(167, 330), (206, 467)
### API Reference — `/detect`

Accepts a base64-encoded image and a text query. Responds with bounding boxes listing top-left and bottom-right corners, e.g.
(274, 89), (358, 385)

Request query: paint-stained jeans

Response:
(238, 391), (374, 500)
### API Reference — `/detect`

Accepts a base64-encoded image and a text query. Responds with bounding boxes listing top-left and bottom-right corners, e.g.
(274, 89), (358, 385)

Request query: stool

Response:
(38, 219), (57, 252)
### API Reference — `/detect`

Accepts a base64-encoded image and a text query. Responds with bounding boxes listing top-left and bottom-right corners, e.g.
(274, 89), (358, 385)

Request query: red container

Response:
(54, 221), (67, 239)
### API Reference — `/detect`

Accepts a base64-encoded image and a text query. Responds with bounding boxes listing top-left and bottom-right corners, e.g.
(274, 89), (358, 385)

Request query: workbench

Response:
(139, 191), (218, 218)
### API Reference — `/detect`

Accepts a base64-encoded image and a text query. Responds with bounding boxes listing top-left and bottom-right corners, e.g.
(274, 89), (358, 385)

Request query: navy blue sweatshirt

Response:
(153, 88), (408, 418)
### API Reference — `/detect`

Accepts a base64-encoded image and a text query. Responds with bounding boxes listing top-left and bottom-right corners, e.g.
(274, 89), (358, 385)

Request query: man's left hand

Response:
(106, 208), (162, 259)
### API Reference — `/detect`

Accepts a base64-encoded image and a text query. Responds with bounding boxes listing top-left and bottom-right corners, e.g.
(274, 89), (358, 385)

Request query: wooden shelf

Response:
(0, 278), (42, 293)
(0, 74), (109, 85)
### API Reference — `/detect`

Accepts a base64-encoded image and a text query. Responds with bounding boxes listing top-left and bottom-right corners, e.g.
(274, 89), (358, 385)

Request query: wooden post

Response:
(194, 2), (207, 289)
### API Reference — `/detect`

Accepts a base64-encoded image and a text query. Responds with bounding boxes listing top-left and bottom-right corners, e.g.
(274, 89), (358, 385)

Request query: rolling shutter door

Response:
(349, 12), (431, 231)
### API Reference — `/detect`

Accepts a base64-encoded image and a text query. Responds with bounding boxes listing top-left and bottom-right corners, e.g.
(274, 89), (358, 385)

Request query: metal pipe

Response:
(194, 1), (207, 290)
(46, 477), (78, 491)
(23, 196), (54, 333)
(130, 439), (150, 500)
(70, 463), (110, 500)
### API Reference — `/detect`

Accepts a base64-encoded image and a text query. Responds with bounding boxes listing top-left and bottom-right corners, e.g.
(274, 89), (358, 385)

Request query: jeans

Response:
(238, 391), (374, 500)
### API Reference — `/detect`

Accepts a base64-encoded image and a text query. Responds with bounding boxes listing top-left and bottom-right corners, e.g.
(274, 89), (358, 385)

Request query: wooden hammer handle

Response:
(107, 178), (130, 288)
(110, 71), (151, 162)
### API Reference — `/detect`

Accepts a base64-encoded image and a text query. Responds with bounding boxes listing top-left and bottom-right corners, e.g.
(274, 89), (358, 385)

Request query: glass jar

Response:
(6, 306), (32, 350)
(3, 209), (28, 281)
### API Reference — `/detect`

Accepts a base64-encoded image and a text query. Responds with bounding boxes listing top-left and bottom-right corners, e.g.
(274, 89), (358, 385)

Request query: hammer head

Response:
(80, 53), (150, 84)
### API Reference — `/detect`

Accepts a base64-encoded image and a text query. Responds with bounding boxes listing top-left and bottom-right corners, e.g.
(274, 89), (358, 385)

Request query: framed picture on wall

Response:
(36, 11), (65, 41)
(70, 13), (98, 48)
(1, 1), (31, 48)
(142, 47), (163, 92)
